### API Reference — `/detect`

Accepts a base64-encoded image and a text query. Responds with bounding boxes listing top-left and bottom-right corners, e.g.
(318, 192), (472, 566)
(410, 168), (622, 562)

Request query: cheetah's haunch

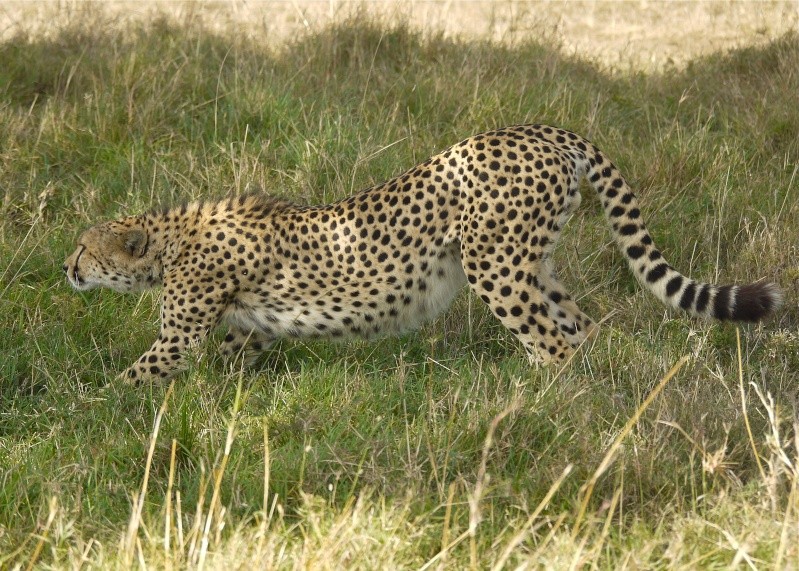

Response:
(64, 125), (782, 383)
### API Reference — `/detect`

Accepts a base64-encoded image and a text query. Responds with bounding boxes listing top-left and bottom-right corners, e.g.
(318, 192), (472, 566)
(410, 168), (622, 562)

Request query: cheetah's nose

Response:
(62, 264), (68, 273)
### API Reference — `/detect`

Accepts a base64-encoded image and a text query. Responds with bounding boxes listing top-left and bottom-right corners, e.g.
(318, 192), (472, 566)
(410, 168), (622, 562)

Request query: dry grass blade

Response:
(572, 355), (690, 538)
(704, 521), (758, 570)
(490, 464), (573, 571)
(197, 378), (244, 570)
(123, 381), (175, 566)
(737, 328), (767, 483)
(419, 401), (520, 571)
(24, 497), (58, 571)
(165, 438), (178, 560)
(470, 401), (520, 569)
(775, 478), (798, 568)
(418, 529), (472, 571)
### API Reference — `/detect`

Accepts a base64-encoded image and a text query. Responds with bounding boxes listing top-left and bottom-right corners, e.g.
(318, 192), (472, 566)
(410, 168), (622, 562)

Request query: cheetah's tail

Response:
(583, 147), (782, 322)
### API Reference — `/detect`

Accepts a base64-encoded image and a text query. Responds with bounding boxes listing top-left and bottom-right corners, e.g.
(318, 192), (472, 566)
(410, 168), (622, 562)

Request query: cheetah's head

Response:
(63, 218), (162, 293)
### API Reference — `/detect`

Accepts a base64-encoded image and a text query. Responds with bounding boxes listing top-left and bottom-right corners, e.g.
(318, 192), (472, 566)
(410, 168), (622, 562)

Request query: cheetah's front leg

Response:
(119, 288), (227, 384)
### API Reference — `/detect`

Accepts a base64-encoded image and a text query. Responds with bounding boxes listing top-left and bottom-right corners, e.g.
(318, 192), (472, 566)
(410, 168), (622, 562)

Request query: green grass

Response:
(1, 6), (798, 569)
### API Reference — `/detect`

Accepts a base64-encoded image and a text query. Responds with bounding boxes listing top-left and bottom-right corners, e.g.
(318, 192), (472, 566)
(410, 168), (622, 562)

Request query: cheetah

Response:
(64, 124), (782, 383)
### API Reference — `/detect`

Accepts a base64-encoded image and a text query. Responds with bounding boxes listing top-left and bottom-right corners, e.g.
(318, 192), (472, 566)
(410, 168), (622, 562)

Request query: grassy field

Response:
(1, 6), (798, 569)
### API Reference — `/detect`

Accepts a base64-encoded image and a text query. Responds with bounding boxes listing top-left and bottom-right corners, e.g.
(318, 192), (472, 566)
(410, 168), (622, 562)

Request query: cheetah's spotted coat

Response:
(64, 125), (781, 383)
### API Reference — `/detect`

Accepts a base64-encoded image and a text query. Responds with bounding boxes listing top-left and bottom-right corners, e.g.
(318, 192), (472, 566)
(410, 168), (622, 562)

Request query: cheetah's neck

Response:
(139, 202), (208, 273)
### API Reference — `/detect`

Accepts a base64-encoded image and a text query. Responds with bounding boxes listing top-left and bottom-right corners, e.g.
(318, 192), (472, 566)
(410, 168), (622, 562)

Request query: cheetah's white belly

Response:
(225, 243), (467, 340)
(390, 246), (467, 334)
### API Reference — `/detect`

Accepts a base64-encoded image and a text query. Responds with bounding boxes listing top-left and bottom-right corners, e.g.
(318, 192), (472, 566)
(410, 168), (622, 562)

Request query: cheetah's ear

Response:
(122, 229), (148, 257)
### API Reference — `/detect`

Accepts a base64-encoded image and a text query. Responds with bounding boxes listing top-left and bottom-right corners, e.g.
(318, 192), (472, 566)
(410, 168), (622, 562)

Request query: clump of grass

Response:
(1, 4), (797, 569)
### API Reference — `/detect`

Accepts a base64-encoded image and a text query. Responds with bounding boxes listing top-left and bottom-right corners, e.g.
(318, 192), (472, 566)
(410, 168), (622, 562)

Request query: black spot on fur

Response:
(695, 285), (710, 313)
(713, 285), (732, 320)
(646, 263), (668, 283)
(665, 276), (683, 297)
(627, 245), (645, 260)
(679, 283), (696, 310)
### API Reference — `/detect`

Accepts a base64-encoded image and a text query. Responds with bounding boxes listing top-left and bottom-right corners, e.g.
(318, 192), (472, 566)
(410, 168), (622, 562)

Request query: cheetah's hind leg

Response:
(462, 261), (576, 365)
(537, 263), (597, 348)
(219, 327), (274, 367)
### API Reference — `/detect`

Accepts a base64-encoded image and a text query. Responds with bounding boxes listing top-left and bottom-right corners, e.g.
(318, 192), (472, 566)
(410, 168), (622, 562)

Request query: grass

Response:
(1, 5), (798, 569)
